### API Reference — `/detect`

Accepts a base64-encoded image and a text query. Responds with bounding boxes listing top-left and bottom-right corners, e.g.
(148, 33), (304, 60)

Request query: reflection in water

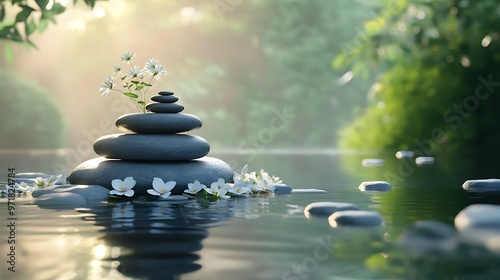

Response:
(78, 199), (233, 280)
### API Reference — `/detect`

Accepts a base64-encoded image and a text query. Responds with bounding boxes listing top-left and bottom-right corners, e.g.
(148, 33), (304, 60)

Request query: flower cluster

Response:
(99, 51), (168, 113)
(0, 174), (63, 197)
(108, 165), (283, 201)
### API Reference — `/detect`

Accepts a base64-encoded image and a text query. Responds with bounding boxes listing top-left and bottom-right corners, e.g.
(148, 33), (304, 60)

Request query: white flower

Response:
(144, 59), (168, 81)
(15, 182), (33, 194)
(110, 177), (136, 197)
(0, 185), (13, 196)
(100, 76), (115, 96)
(204, 178), (230, 198)
(126, 66), (144, 79)
(185, 180), (205, 195)
(147, 177), (176, 198)
(228, 180), (251, 196)
(114, 65), (122, 73)
(121, 51), (135, 63)
(33, 175), (56, 189)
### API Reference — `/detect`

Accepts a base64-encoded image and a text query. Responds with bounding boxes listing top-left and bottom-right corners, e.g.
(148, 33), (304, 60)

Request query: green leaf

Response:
(50, 3), (66, 15)
(137, 101), (146, 106)
(4, 44), (14, 65)
(15, 8), (33, 23)
(37, 17), (48, 32)
(130, 80), (139, 84)
(25, 38), (37, 49)
(0, 6), (5, 22)
(0, 26), (11, 38)
(35, 0), (50, 11)
(9, 27), (23, 42)
(42, 10), (56, 24)
(134, 86), (143, 91)
(123, 92), (138, 98)
(25, 18), (37, 36)
(141, 82), (152, 87)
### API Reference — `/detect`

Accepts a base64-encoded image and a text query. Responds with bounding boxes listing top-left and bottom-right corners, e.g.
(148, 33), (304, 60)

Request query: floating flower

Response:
(0, 185), (13, 196)
(100, 76), (115, 96)
(185, 180), (205, 195)
(204, 178), (230, 198)
(15, 182), (33, 194)
(147, 177), (176, 198)
(110, 177), (136, 197)
(228, 180), (251, 196)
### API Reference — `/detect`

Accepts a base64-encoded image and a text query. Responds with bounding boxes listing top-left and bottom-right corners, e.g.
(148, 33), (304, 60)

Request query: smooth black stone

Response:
(158, 91), (174, 96)
(68, 157), (235, 195)
(116, 113), (202, 134)
(151, 95), (179, 103)
(146, 103), (184, 113)
(94, 134), (210, 161)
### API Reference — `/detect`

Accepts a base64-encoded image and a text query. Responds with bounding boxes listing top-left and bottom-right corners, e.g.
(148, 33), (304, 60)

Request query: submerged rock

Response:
(462, 179), (500, 192)
(304, 202), (359, 218)
(291, 188), (327, 194)
(328, 210), (384, 227)
(455, 204), (500, 231)
(397, 220), (458, 256)
(358, 181), (392, 192)
(34, 193), (87, 208)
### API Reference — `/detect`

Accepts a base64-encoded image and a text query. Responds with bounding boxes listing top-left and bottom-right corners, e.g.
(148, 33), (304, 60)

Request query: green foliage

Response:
(0, 0), (100, 50)
(0, 70), (67, 148)
(336, 0), (500, 156)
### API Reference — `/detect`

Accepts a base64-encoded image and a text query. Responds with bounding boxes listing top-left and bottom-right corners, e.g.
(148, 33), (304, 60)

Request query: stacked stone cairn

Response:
(68, 91), (234, 195)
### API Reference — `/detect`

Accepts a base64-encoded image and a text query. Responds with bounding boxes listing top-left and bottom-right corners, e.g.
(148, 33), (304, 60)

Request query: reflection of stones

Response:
(396, 220), (458, 257)
(32, 184), (109, 200)
(69, 91), (234, 194)
(462, 179), (500, 192)
(78, 200), (233, 279)
(304, 202), (359, 218)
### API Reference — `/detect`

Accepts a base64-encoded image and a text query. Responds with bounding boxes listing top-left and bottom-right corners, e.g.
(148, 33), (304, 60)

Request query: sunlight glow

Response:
(92, 244), (107, 259)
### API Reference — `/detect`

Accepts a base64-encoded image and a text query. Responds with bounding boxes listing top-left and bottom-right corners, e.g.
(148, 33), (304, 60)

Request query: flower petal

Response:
(159, 192), (171, 198)
(111, 179), (123, 190)
(123, 177), (136, 189)
(124, 190), (134, 197)
(110, 190), (124, 195)
(147, 189), (160, 196)
(152, 177), (165, 191)
(164, 181), (176, 191)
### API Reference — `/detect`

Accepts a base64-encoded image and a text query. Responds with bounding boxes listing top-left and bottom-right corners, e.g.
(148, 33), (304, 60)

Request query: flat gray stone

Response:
(34, 193), (87, 208)
(15, 172), (50, 179)
(358, 181), (392, 192)
(455, 204), (500, 231)
(160, 195), (189, 201)
(116, 113), (202, 134)
(32, 184), (108, 200)
(304, 202), (359, 218)
(462, 179), (500, 192)
(151, 95), (179, 103)
(146, 103), (184, 113)
(273, 184), (293, 194)
(396, 151), (414, 159)
(415, 156), (435, 165)
(328, 210), (384, 227)
(94, 134), (210, 161)
(158, 91), (174, 96)
(68, 156), (234, 195)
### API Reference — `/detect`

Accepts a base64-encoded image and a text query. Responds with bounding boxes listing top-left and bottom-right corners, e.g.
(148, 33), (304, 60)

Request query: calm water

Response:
(1, 151), (500, 280)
